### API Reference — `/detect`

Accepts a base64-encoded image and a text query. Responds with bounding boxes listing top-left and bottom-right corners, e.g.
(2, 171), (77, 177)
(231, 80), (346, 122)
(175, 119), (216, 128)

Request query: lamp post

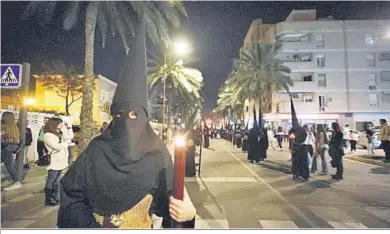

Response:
(161, 39), (190, 142)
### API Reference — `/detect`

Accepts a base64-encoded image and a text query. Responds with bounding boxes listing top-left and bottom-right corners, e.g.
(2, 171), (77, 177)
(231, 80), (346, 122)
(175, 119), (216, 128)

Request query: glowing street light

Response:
(173, 39), (190, 57)
(24, 97), (36, 106)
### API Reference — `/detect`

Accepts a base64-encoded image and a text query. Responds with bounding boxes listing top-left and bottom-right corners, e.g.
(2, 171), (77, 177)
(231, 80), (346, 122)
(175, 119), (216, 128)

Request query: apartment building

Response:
(242, 9), (390, 131)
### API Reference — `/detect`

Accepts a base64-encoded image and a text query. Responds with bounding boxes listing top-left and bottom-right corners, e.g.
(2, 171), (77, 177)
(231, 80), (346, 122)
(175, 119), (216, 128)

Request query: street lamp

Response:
(162, 38), (191, 142)
(24, 97), (36, 106)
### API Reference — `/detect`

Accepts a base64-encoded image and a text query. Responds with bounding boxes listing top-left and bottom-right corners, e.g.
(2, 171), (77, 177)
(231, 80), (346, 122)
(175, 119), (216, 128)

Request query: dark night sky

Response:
(2, 1), (390, 113)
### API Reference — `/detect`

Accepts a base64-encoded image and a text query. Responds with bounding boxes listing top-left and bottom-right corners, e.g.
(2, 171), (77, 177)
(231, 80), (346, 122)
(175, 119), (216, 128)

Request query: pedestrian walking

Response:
(329, 122), (344, 180)
(267, 128), (276, 151)
(342, 124), (350, 153)
(313, 125), (329, 175)
(43, 117), (69, 206)
(1, 112), (23, 191)
(167, 127), (173, 144)
(23, 126), (33, 169)
(242, 130), (249, 153)
(366, 126), (375, 156)
(258, 128), (269, 161)
(37, 117), (49, 162)
(276, 127), (284, 151)
(303, 125), (315, 172)
(349, 130), (358, 152)
(378, 119), (390, 163)
(291, 126), (309, 182)
(62, 119), (75, 167)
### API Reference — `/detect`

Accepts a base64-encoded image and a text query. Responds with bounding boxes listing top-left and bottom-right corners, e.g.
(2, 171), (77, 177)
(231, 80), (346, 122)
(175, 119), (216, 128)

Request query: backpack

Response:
(25, 128), (33, 146)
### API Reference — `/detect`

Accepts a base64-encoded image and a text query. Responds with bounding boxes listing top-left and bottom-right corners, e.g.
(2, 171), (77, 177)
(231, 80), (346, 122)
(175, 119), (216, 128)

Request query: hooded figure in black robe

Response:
(185, 129), (198, 177)
(258, 128), (269, 161)
(203, 126), (210, 148)
(57, 18), (195, 229)
(235, 130), (242, 148)
(291, 127), (309, 181)
(247, 123), (260, 163)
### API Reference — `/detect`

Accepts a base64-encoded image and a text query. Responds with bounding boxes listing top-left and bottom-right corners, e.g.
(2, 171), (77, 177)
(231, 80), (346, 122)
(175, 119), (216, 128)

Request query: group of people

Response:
(1, 112), (75, 207)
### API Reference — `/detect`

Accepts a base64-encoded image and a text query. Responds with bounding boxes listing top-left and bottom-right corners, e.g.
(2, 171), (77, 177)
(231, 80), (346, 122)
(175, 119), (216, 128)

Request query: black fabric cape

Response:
(291, 127), (309, 179)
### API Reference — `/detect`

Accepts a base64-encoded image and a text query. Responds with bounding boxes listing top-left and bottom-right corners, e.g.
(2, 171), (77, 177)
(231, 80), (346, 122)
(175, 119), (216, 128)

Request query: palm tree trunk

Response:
(79, 2), (98, 152)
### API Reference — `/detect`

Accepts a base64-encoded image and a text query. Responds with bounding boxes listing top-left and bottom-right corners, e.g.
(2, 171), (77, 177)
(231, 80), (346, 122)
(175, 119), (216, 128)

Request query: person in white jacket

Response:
(43, 117), (69, 206)
(62, 118), (75, 166)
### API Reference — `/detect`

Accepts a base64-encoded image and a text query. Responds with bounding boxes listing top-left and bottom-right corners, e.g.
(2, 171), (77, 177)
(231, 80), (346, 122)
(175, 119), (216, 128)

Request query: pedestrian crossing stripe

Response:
(0, 66), (18, 85)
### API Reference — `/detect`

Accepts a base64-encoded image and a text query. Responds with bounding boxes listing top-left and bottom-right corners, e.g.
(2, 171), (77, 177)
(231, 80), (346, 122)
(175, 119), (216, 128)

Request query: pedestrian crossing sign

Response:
(1, 64), (22, 89)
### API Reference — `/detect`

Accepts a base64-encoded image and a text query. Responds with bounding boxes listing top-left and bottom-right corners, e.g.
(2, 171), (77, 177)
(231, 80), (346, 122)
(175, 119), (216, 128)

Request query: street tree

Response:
(227, 43), (293, 123)
(22, 1), (187, 151)
(34, 61), (92, 116)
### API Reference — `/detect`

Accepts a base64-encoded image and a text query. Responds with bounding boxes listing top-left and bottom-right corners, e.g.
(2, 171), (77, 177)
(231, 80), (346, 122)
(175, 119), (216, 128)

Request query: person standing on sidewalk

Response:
(329, 122), (344, 180)
(43, 117), (69, 206)
(23, 126), (33, 169)
(303, 125), (315, 172)
(248, 124), (260, 163)
(313, 125), (329, 175)
(267, 128), (276, 151)
(37, 117), (49, 161)
(342, 124), (350, 153)
(366, 125), (375, 156)
(291, 126), (309, 181)
(276, 127), (284, 151)
(379, 119), (390, 163)
(167, 127), (173, 144)
(1, 111), (23, 191)
(62, 119), (75, 167)
(349, 130), (358, 152)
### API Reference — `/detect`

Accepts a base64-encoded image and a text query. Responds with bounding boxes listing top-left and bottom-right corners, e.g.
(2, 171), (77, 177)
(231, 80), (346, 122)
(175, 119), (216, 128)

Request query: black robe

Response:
(247, 128), (259, 161)
(329, 131), (344, 168)
(185, 130), (197, 177)
(291, 127), (309, 180)
(235, 133), (242, 148)
(258, 130), (269, 160)
(203, 128), (210, 148)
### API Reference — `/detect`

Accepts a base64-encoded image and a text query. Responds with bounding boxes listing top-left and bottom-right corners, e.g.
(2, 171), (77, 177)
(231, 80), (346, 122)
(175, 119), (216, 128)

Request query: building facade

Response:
(242, 10), (390, 131)
(34, 74), (116, 126)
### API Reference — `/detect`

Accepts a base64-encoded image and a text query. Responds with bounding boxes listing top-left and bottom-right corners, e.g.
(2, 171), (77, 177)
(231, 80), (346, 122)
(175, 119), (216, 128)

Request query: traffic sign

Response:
(0, 64), (22, 89)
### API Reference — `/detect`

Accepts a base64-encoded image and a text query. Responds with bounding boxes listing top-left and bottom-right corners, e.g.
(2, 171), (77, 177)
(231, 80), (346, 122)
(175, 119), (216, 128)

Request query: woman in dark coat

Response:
(329, 122), (344, 180)
(291, 127), (309, 181)
(258, 128), (269, 161)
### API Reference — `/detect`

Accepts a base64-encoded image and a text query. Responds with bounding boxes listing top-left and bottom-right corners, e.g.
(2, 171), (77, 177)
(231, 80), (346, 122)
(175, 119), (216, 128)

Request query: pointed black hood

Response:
(290, 96), (300, 130)
(112, 17), (148, 110)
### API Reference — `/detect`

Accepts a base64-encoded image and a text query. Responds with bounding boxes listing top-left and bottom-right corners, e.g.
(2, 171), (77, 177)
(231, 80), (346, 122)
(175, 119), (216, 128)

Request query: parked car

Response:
(357, 129), (381, 149)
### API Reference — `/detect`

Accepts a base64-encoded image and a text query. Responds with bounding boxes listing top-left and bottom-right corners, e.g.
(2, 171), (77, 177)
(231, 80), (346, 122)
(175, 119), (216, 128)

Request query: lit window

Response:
(318, 74), (327, 87)
(365, 53), (376, 66)
(369, 94), (378, 107)
(368, 73), (377, 90)
(316, 54), (325, 67)
(315, 34), (324, 47)
(365, 34), (374, 45)
(379, 52), (390, 61)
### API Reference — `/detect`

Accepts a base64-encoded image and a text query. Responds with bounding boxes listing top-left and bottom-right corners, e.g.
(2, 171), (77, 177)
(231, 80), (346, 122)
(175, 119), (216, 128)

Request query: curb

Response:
(345, 156), (390, 168)
(1, 176), (46, 203)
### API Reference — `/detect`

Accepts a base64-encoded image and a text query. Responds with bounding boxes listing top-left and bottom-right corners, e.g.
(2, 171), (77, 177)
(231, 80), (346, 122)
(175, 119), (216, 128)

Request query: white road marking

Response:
(1, 219), (36, 228)
(23, 206), (58, 219)
(259, 220), (298, 228)
(362, 206), (390, 222)
(8, 194), (34, 203)
(344, 157), (386, 168)
(220, 143), (319, 228)
(185, 177), (257, 183)
(195, 216), (229, 229)
(328, 222), (368, 228)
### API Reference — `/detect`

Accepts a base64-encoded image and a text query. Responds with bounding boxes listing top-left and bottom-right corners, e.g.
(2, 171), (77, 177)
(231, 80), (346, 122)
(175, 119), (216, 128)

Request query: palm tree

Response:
(228, 43), (293, 122)
(22, 1), (187, 151)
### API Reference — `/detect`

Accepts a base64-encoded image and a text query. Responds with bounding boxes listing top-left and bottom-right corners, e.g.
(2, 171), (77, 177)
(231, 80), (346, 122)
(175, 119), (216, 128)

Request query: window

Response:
(365, 34), (374, 45)
(382, 92), (390, 103)
(365, 53), (376, 66)
(379, 52), (390, 61)
(303, 95), (313, 103)
(100, 91), (109, 102)
(369, 94), (378, 107)
(315, 34), (324, 47)
(368, 73), (377, 90)
(316, 54), (325, 67)
(380, 71), (390, 81)
(303, 75), (313, 82)
(319, 95), (327, 111)
(292, 93), (302, 102)
(318, 74), (327, 87)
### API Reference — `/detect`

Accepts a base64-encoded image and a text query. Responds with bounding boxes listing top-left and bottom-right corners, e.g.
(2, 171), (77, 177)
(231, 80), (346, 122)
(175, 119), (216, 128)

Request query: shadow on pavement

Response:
(370, 167), (390, 175)
(257, 160), (292, 174)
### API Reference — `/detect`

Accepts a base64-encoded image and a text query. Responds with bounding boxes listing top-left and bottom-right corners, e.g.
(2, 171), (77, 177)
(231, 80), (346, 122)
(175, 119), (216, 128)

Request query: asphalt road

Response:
(1, 138), (390, 228)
